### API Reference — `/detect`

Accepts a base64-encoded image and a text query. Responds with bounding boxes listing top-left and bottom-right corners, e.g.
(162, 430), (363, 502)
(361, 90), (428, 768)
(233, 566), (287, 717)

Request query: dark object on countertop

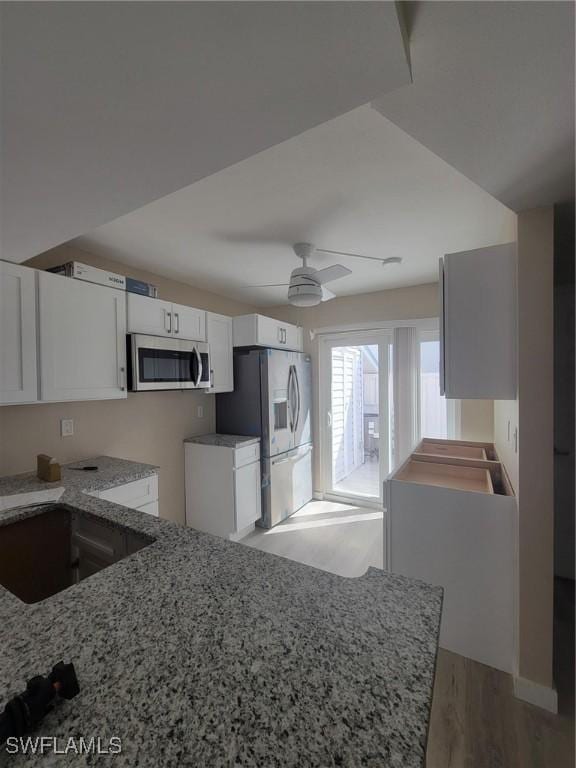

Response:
(68, 466), (98, 472)
(0, 662), (80, 744)
(36, 454), (61, 482)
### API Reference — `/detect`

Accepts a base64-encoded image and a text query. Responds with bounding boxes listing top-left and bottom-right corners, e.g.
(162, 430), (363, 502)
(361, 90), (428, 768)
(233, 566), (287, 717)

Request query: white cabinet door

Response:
(255, 315), (281, 347)
(0, 262), (38, 404)
(283, 323), (303, 352)
(38, 271), (127, 401)
(441, 243), (516, 399)
(126, 293), (173, 337)
(173, 303), (206, 341)
(206, 312), (233, 393)
(234, 460), (262, 530)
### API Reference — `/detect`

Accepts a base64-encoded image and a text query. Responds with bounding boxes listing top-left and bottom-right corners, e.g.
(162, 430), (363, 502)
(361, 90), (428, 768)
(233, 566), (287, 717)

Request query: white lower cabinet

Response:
(0, 261), (38, 404)
(385, 439), (516, 674)
(38, 271), (127, 402)
(88, 473), (159, 517)
(185, 438), (261, 539)
(206, 312), (234, 393)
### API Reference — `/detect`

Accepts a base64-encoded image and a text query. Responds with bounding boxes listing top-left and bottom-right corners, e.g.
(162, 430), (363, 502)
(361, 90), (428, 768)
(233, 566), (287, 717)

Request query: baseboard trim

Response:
(513, 675), (558, 713)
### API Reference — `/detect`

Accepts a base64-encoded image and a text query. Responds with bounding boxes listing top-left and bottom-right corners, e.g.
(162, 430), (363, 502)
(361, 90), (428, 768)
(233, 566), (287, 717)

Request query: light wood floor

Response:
(241, 501), (575, 768)
(241, 499), (384, 577)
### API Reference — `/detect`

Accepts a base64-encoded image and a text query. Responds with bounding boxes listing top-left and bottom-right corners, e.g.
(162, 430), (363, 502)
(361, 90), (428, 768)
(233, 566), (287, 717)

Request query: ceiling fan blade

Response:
(321, 286), (336, 302)
(312, 264), (352, 285)
(248, 283), (289, 288)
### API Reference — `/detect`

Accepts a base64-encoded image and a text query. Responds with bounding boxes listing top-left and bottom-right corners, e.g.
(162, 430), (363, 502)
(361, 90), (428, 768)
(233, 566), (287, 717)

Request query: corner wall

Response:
(516, 207), (555, 690)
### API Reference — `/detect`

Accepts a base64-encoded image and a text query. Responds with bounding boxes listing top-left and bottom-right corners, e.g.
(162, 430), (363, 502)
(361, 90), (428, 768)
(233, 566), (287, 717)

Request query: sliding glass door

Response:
(321, 331), (392, 505)
(320, 323), (459, 507)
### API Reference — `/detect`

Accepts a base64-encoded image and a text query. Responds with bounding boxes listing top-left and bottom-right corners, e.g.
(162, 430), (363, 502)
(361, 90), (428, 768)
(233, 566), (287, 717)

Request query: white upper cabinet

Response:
(233, 314), (303, 352)
(440, 243), (517, 400)
(0, 262), (38, 404)
(38, 271), (127, 402)
(126, 293), (205, 341)
(173, 303), (205, 341)
(206, 312), (234, 393)
(126, 294), (173, 337)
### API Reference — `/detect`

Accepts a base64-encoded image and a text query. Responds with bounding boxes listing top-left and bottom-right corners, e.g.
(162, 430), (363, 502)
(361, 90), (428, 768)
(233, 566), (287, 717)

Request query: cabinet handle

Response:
(174, 312), (179, 334)
(166, 311), (172, 334)
(119, 366), (126, 391)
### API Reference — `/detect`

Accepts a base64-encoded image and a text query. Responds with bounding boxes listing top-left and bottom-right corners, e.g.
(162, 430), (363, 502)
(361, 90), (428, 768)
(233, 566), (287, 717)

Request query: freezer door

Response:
(291, 354), (312, 449)
(260, 443), (313, 528)
(261, 349), (294, 457)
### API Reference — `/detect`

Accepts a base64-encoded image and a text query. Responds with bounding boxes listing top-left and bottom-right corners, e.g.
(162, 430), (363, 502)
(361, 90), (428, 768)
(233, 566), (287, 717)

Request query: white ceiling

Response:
(1, 2), (410, 263)
(373, 1), (575, 212)
(75, 105), (516, 306)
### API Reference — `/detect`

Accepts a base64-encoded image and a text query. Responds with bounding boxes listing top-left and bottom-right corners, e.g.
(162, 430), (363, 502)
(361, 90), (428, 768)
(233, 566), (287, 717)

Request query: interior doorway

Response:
(321, 331), (392, 505)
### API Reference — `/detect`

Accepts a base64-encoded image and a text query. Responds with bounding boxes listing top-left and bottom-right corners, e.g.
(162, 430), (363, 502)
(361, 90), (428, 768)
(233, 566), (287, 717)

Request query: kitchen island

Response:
(0, 457), (442, 767)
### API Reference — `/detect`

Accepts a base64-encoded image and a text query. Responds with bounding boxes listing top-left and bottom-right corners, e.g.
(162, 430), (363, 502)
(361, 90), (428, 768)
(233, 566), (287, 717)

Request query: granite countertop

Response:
(184, 433), (260, 448)
(0, 456), (442, 767)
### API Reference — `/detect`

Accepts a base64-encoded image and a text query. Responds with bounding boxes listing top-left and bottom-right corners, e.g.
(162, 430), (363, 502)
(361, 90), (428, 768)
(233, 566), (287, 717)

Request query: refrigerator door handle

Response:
(292, 366), (301, 435)
(287, 366), (295, 432)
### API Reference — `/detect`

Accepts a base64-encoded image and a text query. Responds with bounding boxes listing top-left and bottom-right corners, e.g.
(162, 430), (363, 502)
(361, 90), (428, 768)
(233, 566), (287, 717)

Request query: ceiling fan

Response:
(250, 242), (402, 307)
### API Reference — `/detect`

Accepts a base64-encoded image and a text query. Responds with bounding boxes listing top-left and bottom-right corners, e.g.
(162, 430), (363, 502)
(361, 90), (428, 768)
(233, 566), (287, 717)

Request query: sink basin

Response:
(0, 505), (152, 604)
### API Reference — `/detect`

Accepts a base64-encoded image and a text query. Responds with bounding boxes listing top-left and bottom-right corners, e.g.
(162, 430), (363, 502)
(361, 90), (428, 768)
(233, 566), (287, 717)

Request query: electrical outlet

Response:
(197, 405), (204, 419)
(60, 418), (74, 437)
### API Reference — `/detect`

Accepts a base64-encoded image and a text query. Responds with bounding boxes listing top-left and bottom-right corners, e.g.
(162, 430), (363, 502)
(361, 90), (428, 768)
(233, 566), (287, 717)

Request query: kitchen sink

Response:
(0, 505), (153, 604)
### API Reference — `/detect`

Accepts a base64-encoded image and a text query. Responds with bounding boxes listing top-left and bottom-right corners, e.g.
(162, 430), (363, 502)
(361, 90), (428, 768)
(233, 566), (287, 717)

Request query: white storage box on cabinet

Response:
(184, 437), (261, 539)
(0, 262), (38, 404)
(206, 312), (234, 393)
(38, 271), (127, 402)
(440, 243), (516, 399)
(233, 314), (302, 351)
(127, 293), (206, 341)
(385, 446), (516, 674)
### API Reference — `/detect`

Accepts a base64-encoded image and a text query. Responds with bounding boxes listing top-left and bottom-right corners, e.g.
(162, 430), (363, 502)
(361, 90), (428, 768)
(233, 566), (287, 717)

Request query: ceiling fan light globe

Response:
(288, 282), (322, 307)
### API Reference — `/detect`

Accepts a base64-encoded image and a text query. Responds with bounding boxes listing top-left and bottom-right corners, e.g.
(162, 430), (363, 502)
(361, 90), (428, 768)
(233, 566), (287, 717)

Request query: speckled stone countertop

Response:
(184, 433), (260, 448)
(0, 456), (442, 767)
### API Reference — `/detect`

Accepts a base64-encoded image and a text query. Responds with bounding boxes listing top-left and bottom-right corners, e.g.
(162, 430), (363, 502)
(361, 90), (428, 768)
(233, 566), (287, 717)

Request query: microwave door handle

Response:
(195, 347), (203, 387)
(190, 349), (197, 384)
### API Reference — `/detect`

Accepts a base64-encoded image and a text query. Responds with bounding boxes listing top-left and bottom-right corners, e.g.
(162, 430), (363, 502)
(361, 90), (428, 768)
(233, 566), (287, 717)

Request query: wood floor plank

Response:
(426, 650), (467, 768)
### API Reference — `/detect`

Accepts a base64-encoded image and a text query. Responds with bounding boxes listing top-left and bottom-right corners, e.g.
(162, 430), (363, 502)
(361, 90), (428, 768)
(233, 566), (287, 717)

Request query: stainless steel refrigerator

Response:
(216, 348), (312, 528)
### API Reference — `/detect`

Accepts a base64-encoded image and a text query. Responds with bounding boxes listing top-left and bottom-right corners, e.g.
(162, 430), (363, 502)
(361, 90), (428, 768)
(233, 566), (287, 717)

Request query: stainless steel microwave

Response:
(128, 334), (210, 391)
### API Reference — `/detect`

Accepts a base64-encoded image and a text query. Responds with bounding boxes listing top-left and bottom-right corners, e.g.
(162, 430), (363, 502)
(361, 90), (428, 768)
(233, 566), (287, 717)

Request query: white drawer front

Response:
(98, 473), (158, 510)
(234, 443), (260, 469)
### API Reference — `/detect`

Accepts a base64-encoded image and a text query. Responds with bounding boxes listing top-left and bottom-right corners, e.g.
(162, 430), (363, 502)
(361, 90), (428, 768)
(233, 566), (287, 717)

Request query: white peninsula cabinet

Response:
(440, 243), (517, 399)
(233, 314), (303, 351)
(88, 473), (159, 517)
(127, 293), (205, 341)
(0, 261), (38, 404)
(185, 436), (261, 539)
(38, 270), (127, 402)
(385, 438), (516, 674)
(206, 312), (234, 393)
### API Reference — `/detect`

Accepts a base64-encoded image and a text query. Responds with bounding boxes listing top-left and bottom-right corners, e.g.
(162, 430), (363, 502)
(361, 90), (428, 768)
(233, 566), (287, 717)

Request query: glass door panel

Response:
(323, 332), (392, 504)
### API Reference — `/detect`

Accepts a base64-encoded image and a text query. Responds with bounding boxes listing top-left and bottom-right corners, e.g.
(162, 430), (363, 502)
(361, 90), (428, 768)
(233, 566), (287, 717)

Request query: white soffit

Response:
(0, 2), (410, 263)
(74, 105), (516, 306)
(372, 1), (575, 212)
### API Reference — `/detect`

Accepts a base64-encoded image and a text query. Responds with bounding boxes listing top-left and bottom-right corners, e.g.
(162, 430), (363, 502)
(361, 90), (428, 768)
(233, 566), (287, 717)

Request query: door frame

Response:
(319, 329), (393, 508)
